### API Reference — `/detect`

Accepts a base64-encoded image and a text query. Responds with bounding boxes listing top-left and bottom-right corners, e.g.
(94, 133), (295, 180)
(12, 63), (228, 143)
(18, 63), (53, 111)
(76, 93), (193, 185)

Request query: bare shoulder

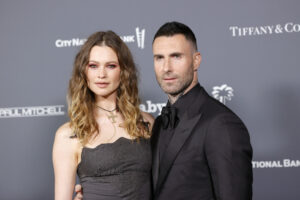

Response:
(141, 111), (155, 128)
(55, 122), (74, 140)
(53, 122), (80, 150)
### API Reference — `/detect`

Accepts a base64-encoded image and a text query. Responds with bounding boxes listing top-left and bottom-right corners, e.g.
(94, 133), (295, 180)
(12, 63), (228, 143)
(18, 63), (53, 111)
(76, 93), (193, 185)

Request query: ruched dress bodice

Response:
(77, 137), (152, 200)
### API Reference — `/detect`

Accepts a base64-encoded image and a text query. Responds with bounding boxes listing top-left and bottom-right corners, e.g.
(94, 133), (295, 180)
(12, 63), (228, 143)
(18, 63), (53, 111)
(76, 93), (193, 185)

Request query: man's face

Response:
(153, 34), (200, 96)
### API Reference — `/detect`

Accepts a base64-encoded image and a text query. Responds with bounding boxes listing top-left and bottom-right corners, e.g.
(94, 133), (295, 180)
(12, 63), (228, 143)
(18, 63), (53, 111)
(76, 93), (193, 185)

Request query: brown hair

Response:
(68, 31), (149, 144)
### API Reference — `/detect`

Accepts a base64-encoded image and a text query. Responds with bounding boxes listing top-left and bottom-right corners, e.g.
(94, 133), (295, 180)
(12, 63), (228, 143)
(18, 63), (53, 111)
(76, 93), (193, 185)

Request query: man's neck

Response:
(167, 81), (198, 105)
(168, 93), (183, 105)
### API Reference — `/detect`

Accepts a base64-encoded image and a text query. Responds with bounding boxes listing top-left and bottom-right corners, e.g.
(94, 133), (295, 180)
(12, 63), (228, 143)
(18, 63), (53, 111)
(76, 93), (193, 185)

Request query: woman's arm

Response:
(52, 123), (80, 200)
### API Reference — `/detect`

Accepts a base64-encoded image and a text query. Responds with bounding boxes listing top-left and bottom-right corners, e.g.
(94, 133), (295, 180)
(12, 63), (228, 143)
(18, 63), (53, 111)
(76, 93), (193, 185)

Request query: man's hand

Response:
(73, 184), (83, 200)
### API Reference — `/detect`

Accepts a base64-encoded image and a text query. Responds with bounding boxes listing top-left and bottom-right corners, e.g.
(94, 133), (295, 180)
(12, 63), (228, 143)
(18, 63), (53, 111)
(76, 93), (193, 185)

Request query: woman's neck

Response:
(95, 93), (117, 109)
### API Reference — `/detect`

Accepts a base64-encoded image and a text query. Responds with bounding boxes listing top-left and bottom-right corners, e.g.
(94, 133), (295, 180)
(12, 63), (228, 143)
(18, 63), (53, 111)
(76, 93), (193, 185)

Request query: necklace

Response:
(96, 105), (117, 112)
(96, 105), (117, 124)
(95, 105), (119, 143)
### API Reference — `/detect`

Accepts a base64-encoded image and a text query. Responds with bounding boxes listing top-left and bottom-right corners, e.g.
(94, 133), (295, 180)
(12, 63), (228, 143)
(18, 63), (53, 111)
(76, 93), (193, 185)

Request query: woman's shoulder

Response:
(52, 122), (82, 173)
(54, 122), (81, 149)
(56, 122), (73, 138)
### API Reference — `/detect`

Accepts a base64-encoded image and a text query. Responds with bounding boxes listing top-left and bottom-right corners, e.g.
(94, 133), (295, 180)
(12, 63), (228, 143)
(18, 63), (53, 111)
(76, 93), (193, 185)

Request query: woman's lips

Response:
(95, 82), (109, 88)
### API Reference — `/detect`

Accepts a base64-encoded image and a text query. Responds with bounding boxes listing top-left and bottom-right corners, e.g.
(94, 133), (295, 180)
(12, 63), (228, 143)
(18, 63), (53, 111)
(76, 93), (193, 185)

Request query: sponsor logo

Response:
(135, 27), (145, 49)
(139, 100), (166, 114)
(120, 35), (135, 43)
(229, 22), (300, 37)
(55, 38), (87, 48)
(211, 84), (234, 105)
(1, 101), (163, 118)
(55, 27), (146, 49)
(252, 159), (300, 169)
(0, 105), (65, 118)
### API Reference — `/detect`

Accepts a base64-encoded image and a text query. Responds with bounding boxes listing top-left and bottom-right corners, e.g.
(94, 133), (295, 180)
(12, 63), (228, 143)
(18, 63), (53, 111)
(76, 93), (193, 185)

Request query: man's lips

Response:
(163, 77), (177, 82)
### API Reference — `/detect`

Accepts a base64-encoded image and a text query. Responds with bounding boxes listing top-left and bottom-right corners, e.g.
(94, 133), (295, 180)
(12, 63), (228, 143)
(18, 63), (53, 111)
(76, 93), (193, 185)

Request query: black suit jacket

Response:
(151, 85), (253, 200)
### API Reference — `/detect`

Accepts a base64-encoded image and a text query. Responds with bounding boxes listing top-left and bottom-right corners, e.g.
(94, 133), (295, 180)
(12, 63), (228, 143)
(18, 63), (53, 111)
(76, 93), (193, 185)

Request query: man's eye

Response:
(155, 56), (163, 61)
(173, 54), (181, 59)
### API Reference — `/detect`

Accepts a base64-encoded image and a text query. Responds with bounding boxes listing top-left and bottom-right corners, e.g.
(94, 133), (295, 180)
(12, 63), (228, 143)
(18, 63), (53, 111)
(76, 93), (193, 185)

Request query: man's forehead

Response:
(153, 34), (192, 53)
(153, 34), (187, 44)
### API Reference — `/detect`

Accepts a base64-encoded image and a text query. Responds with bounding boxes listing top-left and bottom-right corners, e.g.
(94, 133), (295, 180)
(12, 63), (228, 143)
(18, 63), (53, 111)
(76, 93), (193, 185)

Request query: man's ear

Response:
(193, 52), (201, 70)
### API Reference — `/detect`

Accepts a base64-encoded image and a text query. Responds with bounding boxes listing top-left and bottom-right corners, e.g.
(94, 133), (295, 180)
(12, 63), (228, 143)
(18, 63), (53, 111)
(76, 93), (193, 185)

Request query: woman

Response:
(52, 31), (154, 200)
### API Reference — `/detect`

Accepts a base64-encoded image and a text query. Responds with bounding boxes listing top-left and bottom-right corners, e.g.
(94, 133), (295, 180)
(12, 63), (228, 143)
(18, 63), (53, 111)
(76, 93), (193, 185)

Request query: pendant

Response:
(107, 112), (117, 124)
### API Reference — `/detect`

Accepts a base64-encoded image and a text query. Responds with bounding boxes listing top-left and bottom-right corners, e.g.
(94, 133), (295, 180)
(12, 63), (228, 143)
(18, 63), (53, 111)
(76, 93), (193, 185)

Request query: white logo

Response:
(0, 105), (65, 118)
(139, 101), (166, 114)
(55, 27), (146, 49)
(212, 84), (234, 105)
(120, 35), (135, 43)
(229, 22), (300, 37)
(135, 27), (145, 49)
(55, 38), (87, 48)
(252, 159), (300, 169)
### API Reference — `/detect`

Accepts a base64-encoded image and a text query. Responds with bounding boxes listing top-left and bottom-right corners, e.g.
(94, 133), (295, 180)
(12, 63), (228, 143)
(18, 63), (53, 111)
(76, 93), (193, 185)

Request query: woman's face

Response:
(85, 45), (121, 99)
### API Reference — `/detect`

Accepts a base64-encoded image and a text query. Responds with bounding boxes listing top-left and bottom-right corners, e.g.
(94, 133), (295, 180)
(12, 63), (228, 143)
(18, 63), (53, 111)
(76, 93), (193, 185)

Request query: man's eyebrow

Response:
(170, 52), (183, 56)
(153, 54), (163, 58)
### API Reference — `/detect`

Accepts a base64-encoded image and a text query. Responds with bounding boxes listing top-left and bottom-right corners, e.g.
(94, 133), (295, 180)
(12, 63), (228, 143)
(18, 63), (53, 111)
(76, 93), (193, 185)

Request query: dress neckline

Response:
(77, 137), (143, 169)
(82, 137), (135, 151)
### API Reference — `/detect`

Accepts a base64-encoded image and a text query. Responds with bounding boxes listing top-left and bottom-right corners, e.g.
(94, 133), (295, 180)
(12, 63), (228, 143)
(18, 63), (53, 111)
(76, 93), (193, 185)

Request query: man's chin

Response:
(162, 87), (182, 96)
(161, 83), (193, 97)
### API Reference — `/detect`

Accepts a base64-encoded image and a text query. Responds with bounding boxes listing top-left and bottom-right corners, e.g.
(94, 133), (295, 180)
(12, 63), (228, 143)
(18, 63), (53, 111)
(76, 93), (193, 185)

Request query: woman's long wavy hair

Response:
(68, 31), (149, 145)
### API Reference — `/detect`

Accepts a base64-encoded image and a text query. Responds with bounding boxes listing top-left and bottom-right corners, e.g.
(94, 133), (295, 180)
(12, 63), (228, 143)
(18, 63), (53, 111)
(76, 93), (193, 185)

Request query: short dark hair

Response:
(153, 21), (197, 50)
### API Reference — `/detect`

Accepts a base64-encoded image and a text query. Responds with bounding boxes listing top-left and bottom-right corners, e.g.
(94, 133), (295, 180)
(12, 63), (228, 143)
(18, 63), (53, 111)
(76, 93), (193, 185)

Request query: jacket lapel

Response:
(153, 84), (208, 197)
(155, 112), (202, 195)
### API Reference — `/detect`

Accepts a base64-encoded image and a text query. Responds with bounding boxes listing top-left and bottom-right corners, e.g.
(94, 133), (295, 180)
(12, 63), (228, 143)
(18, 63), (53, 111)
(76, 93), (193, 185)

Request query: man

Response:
(150, 22), (252, 200)
(74, 21), (253, 200)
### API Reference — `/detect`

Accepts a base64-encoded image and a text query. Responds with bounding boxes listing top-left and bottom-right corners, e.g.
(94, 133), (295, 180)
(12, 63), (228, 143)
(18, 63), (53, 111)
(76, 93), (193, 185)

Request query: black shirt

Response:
(159, 83), (201, 162)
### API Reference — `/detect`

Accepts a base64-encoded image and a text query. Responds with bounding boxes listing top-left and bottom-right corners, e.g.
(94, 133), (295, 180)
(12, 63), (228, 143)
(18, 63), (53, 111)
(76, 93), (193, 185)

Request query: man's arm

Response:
(205, 113), (253, 200)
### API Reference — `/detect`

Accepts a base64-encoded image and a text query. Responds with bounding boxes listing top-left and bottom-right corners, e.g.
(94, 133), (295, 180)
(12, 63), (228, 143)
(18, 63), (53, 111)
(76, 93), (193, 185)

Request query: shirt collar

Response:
(167, 83), (201, 117)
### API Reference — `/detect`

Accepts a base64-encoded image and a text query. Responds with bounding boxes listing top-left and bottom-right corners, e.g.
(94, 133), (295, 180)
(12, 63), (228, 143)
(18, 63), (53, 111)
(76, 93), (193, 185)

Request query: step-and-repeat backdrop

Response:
(0, 0), (299, 199)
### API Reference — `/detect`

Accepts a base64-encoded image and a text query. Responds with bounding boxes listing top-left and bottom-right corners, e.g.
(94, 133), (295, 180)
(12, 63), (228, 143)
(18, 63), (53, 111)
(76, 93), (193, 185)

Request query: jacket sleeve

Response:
(204, 112), (253, 200)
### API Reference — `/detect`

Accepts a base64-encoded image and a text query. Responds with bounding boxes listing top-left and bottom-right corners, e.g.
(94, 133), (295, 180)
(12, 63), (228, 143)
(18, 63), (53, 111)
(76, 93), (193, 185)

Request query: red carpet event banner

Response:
(0, 0), (299, 199)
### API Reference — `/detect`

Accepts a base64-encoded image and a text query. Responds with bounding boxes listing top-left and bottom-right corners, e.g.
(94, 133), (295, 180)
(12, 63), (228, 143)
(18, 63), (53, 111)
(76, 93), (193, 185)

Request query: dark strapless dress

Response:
(77, 137), (152, 200)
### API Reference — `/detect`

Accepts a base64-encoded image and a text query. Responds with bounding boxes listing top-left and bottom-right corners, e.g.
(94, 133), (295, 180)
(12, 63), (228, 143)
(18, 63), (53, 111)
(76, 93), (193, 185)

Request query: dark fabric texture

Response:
(77, 137), (152, 200)
(160, 105), (178, 129)
(151, 83), (253, 200)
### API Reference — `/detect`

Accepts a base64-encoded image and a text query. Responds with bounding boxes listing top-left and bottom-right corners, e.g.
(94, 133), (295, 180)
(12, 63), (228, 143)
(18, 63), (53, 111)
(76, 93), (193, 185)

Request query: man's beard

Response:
(158, 71), (193, 97)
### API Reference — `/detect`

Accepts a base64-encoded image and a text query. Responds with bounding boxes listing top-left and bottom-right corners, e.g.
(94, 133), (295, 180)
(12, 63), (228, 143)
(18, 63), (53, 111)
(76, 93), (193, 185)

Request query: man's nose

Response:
(162, 58), (171, 72)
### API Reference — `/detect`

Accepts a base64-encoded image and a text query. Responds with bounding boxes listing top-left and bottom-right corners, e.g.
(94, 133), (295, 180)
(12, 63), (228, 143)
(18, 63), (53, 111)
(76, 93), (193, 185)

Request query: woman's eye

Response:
(88, 64), (97, 68)
(107, 64), (117, 69)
